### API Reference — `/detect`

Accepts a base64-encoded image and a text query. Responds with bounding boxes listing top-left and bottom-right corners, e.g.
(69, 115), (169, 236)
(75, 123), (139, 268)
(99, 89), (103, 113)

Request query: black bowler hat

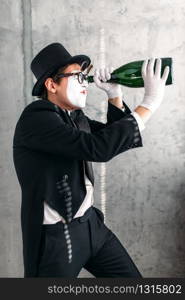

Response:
(30, 42), (91, 96)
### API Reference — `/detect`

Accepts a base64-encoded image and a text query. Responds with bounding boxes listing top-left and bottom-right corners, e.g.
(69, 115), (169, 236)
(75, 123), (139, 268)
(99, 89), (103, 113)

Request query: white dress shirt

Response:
(43, 106), (145, 224)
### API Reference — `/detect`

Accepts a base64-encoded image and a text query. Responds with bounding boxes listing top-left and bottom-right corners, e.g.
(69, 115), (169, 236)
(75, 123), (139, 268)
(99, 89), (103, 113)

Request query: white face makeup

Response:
(66, 69), (88, 108)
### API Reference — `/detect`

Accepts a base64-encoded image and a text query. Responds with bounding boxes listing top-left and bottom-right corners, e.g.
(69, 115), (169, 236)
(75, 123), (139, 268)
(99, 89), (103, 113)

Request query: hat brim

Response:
(32, 54), (91, 96)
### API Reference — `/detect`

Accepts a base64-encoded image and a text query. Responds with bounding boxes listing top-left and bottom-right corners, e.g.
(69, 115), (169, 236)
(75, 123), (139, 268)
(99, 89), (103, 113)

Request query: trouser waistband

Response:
(42, 205), (95, 231)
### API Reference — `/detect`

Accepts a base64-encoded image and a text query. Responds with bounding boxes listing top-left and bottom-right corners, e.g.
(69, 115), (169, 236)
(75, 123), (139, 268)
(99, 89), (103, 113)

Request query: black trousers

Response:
(37, 206), (142, 278)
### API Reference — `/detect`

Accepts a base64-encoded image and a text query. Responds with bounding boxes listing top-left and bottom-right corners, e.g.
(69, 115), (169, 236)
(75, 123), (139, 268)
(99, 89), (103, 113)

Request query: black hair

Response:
(37, 64), (70, 100)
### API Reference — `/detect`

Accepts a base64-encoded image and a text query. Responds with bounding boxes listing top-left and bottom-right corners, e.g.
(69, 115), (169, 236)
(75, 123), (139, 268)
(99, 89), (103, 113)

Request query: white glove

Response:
(140, 58), (170, 114)
(93, 67), (122, 99)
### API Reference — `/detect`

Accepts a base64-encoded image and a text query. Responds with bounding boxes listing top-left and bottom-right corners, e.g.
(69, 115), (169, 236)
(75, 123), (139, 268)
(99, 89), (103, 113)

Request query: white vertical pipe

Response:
(99, 27), (107, 223)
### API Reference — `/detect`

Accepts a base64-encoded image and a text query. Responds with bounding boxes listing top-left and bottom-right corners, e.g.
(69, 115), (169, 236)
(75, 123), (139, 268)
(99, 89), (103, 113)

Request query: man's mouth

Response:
(80, 90), (87, 94)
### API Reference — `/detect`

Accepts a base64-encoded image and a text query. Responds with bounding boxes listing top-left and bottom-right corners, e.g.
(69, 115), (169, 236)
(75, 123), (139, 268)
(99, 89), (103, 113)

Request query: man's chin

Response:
(67, 97), (87, 110)
(79, 103), (86, 109)
(74, 102), (86, 109)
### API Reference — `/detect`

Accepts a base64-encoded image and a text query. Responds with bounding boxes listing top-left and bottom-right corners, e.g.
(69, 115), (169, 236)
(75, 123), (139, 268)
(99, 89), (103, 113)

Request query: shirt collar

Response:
(62, 109), (71, 115)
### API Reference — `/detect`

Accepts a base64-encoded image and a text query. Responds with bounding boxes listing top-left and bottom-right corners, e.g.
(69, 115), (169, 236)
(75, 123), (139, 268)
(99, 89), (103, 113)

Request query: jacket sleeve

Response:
(16, 105), (143, 163)
(86, 100), (132, 133)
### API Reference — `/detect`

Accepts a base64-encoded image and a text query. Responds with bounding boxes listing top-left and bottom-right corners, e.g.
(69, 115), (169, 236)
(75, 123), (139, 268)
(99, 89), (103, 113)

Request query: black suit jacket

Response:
(13, 98), (143, 277)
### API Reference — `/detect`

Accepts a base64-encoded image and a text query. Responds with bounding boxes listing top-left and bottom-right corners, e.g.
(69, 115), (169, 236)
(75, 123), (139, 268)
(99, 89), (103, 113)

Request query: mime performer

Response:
(13, 43), (169, 277)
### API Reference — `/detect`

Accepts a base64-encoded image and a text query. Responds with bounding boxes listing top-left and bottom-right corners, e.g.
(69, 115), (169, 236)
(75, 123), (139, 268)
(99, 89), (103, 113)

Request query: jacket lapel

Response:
(66, 109), (95, 186)
(48, 100), (95, 186)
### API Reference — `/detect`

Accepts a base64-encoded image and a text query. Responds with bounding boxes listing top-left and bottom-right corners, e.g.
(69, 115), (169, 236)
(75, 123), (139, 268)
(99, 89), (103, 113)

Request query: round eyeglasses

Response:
(55, 72), (88, 84)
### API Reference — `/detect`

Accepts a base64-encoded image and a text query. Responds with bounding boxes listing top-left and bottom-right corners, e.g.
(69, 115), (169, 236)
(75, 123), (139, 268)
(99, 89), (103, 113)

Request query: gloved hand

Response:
(140, 58), (170, 114)
(93, 67), (122, 99)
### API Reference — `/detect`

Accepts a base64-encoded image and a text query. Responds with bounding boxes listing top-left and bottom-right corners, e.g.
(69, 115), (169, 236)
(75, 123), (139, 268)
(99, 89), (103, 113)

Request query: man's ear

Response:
(44, 78), (57, 94)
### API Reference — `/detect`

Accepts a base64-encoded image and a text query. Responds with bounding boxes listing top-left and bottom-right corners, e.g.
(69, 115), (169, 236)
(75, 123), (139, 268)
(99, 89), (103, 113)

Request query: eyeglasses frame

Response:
(55, 71), (88, 84)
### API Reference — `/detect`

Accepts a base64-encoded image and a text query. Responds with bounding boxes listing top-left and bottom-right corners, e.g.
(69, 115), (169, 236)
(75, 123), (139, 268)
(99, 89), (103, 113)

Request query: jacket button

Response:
(65, 196), (72, 202)
(66, 238), (71, 245)
(67, 211), (73, 217)
(66, 207), (72, 213)
(65, 234), (70, 239)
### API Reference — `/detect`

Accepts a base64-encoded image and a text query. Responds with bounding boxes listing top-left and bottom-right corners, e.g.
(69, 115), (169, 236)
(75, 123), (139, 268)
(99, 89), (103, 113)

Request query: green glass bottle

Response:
(87, 57), (173, 87)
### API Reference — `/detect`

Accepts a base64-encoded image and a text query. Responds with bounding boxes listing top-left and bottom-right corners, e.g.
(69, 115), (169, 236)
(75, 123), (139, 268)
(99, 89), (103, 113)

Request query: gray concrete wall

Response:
(0, 0), (185, 277)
